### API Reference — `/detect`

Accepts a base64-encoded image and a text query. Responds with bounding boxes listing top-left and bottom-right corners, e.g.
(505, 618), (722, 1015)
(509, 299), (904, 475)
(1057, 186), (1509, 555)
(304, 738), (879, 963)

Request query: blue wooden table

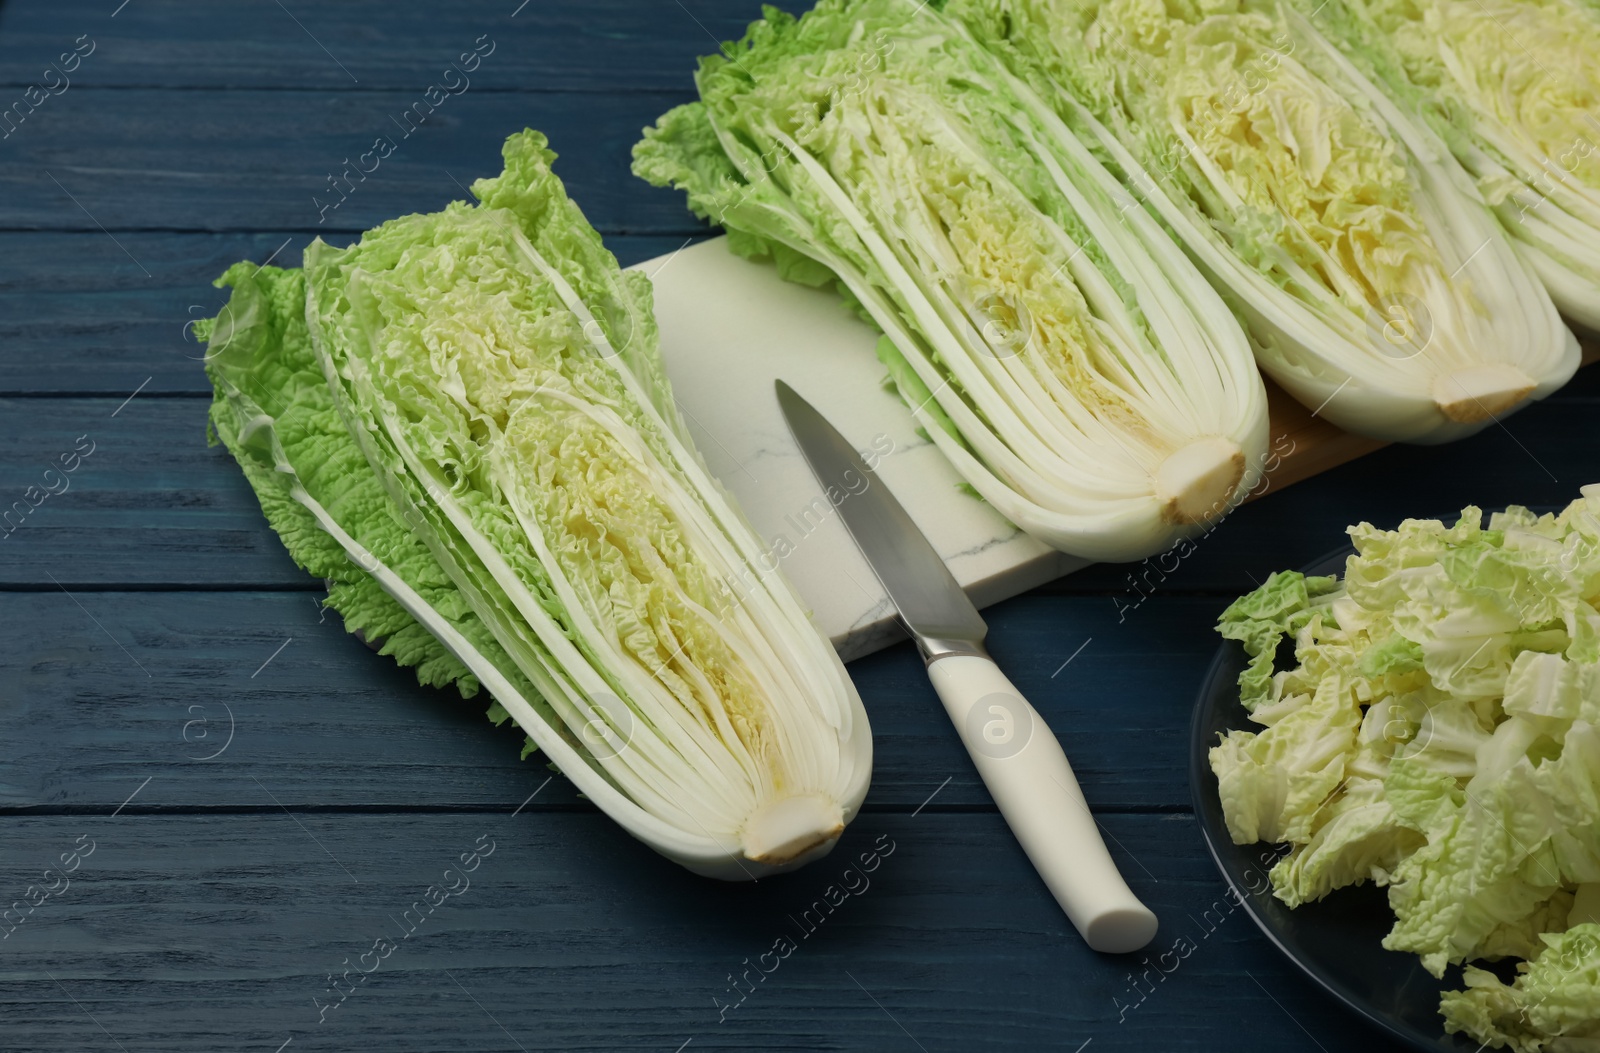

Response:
(1, 2), (1595, 1049)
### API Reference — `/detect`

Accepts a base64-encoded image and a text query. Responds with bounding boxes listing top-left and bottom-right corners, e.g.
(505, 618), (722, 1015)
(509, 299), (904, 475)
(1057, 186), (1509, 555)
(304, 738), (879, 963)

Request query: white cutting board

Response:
(632, 238), (1085, 661)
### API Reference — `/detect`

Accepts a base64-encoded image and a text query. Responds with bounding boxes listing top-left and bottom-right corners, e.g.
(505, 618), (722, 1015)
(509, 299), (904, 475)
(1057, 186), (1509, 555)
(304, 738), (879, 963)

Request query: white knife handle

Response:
(928, 654), (1158, 953)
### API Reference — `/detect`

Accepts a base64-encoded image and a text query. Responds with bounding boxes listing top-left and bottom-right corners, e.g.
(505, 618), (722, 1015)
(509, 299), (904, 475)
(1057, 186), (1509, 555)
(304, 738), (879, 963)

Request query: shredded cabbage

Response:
(1441, 922), (1600, 1051)
(1208, 486), (1600, 1044)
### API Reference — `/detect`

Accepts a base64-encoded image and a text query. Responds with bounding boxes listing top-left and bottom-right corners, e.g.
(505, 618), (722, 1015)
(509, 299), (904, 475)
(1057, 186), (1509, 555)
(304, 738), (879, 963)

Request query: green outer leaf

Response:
(203, 261), (549, 755)
(1216, 569), (1341, 711)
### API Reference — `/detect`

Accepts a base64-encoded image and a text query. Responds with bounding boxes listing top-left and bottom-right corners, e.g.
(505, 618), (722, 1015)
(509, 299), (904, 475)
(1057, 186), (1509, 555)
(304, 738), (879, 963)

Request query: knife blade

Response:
(777, 380), (1157, 954)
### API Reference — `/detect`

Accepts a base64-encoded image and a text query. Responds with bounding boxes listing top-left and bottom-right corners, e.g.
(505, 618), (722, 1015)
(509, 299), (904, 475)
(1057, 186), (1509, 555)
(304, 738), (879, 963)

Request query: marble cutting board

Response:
(632, 237), (1086, 662)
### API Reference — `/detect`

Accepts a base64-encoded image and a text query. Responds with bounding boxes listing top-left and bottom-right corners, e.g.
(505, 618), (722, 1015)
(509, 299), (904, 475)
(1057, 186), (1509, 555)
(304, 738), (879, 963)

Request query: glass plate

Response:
(1187, 546), (1485, 1053)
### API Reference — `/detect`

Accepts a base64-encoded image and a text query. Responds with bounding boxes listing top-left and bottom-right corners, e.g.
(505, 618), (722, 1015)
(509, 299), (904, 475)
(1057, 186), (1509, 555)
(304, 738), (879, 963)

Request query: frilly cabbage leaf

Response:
(1307, 0), (1600, 331)
(1442, 922), (1600, 1052)
(952, 0), (1578, 443)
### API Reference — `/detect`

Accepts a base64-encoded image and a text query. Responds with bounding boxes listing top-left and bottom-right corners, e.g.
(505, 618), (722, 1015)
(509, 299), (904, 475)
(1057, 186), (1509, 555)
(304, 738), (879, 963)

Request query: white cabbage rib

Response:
(635, 0), (1268, 562)
(301, 198), (869, 880)
(954, 0), (1580, 444)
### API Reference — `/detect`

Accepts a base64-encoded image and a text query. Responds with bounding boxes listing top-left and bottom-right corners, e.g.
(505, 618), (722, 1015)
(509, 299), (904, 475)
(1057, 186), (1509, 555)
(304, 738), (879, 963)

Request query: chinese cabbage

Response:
(1309, 0), (1600, 331)
(206, 131), (872, 879)
(634, 0), (1269, 562)
(1207, 487), (1600, 1043)
(954, 0), (1580, 442)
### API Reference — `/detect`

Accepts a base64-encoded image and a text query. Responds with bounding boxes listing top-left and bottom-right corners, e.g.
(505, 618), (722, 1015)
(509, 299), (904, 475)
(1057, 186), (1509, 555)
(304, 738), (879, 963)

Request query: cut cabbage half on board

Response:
(952, 0), (1581, 443)
(1306, 0), (1600, 332)
(203, 131), (872, 879)
(634, 0), (1269, 563)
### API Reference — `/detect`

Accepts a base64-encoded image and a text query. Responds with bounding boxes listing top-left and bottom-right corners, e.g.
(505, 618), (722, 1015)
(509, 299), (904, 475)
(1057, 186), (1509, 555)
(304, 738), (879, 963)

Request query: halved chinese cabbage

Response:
(634, 0), (1268, 562)
(1310, 0), (1600, 331)
(955, 0), (1580, 442)
(206, 131), (871, 879)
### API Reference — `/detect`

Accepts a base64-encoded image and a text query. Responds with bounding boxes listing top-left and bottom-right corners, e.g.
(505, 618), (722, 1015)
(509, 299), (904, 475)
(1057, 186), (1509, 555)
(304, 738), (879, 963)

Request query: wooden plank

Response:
(1255, 376), (1390, 491)
(0, 232), (702, 396)
(0, 811), (1415, 1052)
(1259, 345), (1600, 493)
(0, 590), (1220, 812)
(0, 396), (307, 587)
(0, 3), (1538, 1051)
(0, 0), (799, 92)
(2, 392), (1595, 590)
(0, 89), (708, 234)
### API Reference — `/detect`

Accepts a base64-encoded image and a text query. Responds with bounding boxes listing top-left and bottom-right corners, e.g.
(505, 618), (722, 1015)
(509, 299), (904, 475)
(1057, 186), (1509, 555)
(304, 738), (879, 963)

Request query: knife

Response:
(777, 380), (1158, 954)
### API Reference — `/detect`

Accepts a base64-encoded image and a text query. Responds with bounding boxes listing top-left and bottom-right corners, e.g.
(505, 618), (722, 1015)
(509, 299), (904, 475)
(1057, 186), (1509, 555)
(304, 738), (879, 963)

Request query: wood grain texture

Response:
(0, 0), (802, 92)
(0, 232), (702, 396)
(0, 89), (706, 234)
(0, 589), (1218, 813)
(2, 386), (1595, 591)
(0, 812), (1413, 1053)
(1, 0), (1593, 1048)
